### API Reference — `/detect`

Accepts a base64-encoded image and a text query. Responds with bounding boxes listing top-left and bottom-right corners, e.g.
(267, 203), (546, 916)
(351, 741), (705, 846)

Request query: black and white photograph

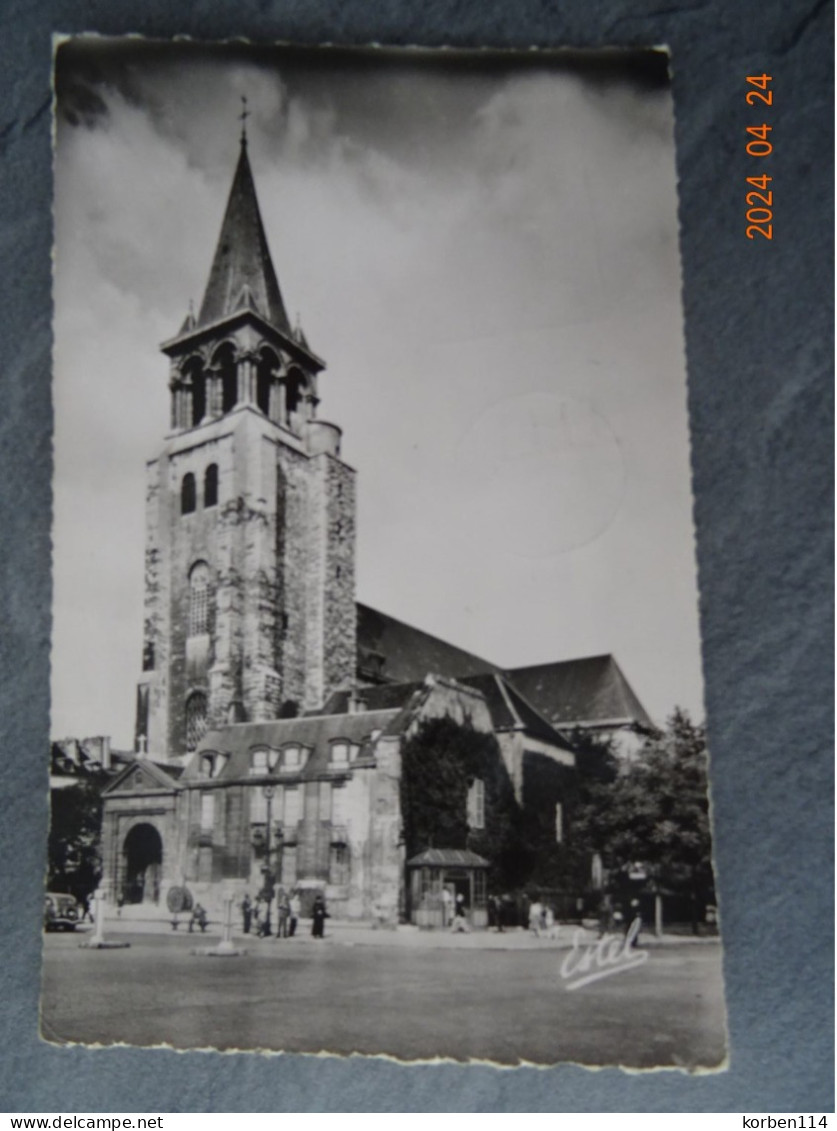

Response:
(42, 38), (726, 1068)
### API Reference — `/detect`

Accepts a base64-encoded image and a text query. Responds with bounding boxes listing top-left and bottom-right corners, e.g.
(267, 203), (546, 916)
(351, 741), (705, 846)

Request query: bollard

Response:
(79, 890), (130, 950)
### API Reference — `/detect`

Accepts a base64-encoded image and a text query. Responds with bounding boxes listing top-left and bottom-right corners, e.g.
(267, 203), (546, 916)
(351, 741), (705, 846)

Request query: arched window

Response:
(181, 473), (196, 515)
(286, 368), (305, 418)
(182, 357), (206, 428)
(188, 561), (210, 636)
(214, 343), (238, 415)
(185, 692), (207, 752)
(256, 348), (279, 417)
(204, 464), (218, 508)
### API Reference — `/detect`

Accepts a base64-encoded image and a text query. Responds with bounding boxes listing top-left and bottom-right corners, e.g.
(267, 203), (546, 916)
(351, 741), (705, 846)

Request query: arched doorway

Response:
(122, 823), (163, 905)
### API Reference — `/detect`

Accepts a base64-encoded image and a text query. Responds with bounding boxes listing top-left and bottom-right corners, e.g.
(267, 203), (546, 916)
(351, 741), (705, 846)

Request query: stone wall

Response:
(139, 405), (357, 758)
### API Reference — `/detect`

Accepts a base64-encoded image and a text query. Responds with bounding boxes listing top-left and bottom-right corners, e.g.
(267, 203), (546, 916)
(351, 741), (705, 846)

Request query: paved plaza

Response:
(41, 926), (726, 1069)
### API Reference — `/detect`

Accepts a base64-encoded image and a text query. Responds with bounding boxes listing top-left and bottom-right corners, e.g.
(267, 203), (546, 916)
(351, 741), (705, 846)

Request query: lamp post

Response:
(261, 783), (276, 936)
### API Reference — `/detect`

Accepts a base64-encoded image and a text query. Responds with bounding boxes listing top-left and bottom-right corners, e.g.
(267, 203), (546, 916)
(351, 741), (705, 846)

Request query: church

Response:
(100, 127), (652, 926)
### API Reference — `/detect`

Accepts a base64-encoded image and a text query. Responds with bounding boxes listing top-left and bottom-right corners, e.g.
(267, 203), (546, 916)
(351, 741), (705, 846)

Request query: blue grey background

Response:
(0, 0), (832, 1114)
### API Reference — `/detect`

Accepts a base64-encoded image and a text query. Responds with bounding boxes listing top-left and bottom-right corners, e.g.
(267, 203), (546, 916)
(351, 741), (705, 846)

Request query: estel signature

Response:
(559, 918), (649, 991)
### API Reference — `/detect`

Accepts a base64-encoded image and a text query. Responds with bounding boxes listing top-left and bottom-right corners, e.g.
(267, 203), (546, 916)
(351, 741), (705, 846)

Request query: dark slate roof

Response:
(321, 673), (574, 753)
(192, 709), (403, 783)
(458, 673), (573, 747)
(320, 682), (423, 715)
(407, 848), (490, 868)
(196, 140), (292, 336)
(356, 603), (500, 685)
(505, 655), (653, 730)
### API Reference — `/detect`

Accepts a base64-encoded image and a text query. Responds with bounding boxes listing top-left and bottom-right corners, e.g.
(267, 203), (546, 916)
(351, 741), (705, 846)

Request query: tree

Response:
(575, 709), (715, 932)
(48, 776), (105, 900)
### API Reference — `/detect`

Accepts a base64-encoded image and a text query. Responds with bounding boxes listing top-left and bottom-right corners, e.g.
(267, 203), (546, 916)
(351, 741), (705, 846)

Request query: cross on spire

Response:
(239, 95), (250, 144)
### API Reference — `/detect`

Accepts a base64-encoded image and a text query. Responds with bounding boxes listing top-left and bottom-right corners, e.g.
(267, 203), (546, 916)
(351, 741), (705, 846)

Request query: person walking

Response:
(289, 890), (300, 937)
(241, 893), (252, 935)
(311, 892), (327, 938)
(275, 889), (290, 938)
(451, 892), (470, 933)
(528, 897), (543, 937)
(441, 886), (454, 929)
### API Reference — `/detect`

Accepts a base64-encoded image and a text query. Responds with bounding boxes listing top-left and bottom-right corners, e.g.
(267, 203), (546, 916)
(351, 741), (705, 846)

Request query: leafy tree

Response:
(47, 776), (104, 900)
(575, 709), (715, 932)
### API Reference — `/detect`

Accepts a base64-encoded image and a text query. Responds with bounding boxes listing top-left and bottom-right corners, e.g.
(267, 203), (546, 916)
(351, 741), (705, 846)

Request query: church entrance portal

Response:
(122, 823), (163, 905)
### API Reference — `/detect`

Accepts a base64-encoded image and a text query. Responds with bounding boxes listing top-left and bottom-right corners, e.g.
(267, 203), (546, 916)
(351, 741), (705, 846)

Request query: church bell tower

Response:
(135, 127), (356, 759)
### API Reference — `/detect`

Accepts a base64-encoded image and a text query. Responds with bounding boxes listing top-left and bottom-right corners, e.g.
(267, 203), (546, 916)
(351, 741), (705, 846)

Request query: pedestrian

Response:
(241, 893), (252, 935)
(441, 887), (454, 929)
(598, 892), (614, 937)
(189, 903), (208, 933)
(497, 894), (508, 933)
(626, 898), (642, 947)
(311, 892), (327, 938)
(487, 894), (497, 930)
(275, 888), (290, 938)
(543, 903), (557, 939)
(289, 890), (300, 937)
(451, 892), (470, 933)
(528, 897), (543, 937)
(80, 893), (93, 923)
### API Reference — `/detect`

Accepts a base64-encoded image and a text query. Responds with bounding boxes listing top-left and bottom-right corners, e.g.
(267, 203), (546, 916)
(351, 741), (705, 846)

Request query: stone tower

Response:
(135, 132), (356, 759)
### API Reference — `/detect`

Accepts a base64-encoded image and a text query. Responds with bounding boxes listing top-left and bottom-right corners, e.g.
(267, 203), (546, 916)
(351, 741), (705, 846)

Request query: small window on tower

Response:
(204, 464), (218, 508)
(188, 562), (210, 636)
(186, 692), (207, 752)
(181, 473), (196, 515)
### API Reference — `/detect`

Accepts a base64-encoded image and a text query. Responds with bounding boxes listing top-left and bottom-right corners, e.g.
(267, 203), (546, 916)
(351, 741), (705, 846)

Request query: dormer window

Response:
(199, 754), (214, 779)
(249, 746), (281, 776)
(283, 745), (302, 771)
(330, 741), (350, 768)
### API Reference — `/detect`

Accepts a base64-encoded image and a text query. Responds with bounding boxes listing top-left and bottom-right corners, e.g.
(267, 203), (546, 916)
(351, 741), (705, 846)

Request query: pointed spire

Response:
(239, 95), (250, 146)
(196, 132), (292, 336)
(178, 299), (196, 335)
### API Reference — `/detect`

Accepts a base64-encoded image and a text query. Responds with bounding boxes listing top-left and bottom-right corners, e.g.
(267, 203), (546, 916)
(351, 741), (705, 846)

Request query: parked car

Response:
(44, 892), (80, 932)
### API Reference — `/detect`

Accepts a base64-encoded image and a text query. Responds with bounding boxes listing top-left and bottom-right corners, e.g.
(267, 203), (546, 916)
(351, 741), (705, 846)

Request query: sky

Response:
(51, 41), (705, 747)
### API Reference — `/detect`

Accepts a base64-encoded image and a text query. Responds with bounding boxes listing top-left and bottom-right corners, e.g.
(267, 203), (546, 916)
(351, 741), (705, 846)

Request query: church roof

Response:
(356, 603), (500, 685)
(324, 672), (573, 752)
(458, 673), (572, 746)
(196, 140), (292, 336)
(505, 654), (654, 730)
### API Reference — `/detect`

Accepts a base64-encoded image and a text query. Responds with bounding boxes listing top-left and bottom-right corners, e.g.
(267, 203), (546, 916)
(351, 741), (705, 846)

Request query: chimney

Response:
(347, 687), (366, 715)
(100, 735), (111, 771)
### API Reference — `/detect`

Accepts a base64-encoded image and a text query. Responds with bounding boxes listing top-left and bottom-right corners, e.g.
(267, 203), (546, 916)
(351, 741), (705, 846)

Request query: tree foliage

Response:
(48, 777), (104, 899)
(575, 709), (715, 907)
